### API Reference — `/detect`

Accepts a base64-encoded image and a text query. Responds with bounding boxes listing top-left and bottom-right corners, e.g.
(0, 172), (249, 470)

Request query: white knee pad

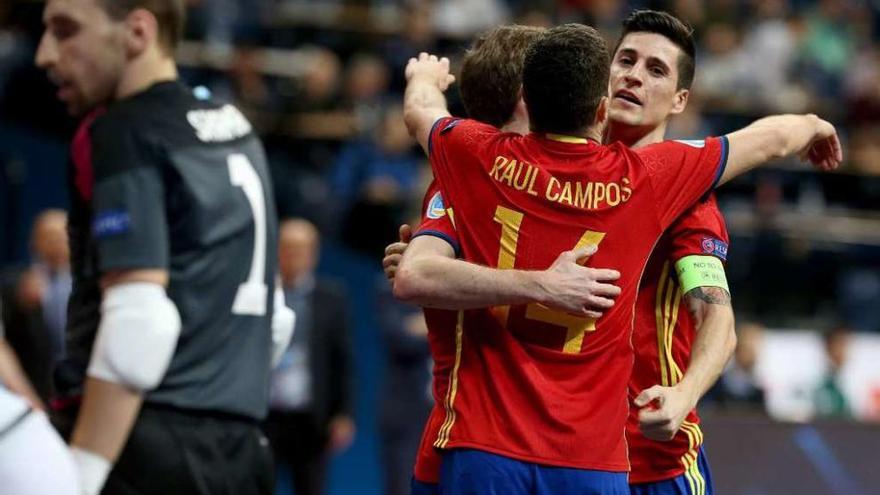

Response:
(271, 286), (296, 368)
(87, 282), (181, 391)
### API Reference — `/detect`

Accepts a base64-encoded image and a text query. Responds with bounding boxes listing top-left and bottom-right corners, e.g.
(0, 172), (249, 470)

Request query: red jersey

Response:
(628, 195), (729, 483)
(411, 181), (461, 483)
(425, 117), (728, 471)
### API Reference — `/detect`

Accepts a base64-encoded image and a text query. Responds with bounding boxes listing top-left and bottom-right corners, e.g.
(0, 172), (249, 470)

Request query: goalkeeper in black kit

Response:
(36, 0), (295, 493)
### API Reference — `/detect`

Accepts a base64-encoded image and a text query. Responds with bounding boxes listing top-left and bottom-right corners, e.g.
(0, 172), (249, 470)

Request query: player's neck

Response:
(607, 121), (667, 149)
(501, 116), (530, 135)
(115, 53), (178, 103)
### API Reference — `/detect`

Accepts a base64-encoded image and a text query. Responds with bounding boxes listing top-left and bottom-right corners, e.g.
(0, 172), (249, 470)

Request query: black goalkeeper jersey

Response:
(59, 81), (279, 420)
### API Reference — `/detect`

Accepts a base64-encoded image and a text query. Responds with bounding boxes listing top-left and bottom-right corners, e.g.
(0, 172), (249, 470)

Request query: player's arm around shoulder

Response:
(70, 269), (179, 495)
(403, 52), (455, 154)
(720, 113), (842, 185)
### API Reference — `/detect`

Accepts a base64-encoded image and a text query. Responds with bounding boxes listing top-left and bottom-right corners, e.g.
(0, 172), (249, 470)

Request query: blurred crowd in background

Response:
(1, 0), (879, 494)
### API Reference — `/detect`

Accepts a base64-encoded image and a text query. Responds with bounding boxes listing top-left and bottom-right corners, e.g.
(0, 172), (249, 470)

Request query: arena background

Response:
(1, 0), (878, 494)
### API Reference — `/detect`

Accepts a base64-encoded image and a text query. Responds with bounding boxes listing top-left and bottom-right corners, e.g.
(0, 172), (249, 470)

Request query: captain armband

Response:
(674, 255), (729, 294)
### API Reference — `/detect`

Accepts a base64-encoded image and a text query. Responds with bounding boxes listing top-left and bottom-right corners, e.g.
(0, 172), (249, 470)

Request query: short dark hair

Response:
(522, 24), (610, 135)
(460, 25), (545, 128)
(97, 0), (185, 53)
(614, 10), (696, 90)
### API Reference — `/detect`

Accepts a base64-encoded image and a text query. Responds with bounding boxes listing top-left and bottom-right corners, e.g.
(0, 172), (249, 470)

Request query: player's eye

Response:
(618, 57), (634, 67)
(649, 66), (666, 77)
(51, 19), (79, 40)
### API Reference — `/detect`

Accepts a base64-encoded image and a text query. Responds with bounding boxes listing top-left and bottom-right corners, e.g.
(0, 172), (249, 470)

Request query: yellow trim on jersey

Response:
(655, 262), (671, 386)
(546, 133), (589, 144)
(446, 208), (456, 229)
(680, 421), (706, 495)
(434, 311), (465, 448)
(667, 281), (683, 384)
(656, 261), (685, 386)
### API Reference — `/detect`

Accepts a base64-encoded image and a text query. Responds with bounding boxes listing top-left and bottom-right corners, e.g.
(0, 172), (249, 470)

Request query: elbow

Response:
(392, 264), (427, 304)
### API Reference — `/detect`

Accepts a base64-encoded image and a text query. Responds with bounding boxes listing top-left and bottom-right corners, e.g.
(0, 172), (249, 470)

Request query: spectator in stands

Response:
(383, 3), (438, 93)
(796, 0), (857, 99)
(375, 222), (432, 495)
(331, 104), (424, 256)
(0, 209), (70, 402)
(432, 0), (510, 40)
(264, 218), (355, 495)
(813, 326), (852, 418)
(343, 53), (391, 137)
(707, 322), (767, 413)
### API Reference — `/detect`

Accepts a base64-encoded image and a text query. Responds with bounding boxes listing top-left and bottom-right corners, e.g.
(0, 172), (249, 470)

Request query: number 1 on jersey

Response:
(228, 153), (268, 316)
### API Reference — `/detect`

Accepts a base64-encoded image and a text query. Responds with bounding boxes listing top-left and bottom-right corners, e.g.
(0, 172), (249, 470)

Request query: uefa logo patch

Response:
(701, 237), (728, 261)
(426, 191), (446, 219)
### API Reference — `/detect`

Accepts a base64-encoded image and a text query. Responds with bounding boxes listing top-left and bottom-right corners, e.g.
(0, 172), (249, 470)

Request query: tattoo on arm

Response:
(685, 286), (731, 306)
(684, 287), (731, 329)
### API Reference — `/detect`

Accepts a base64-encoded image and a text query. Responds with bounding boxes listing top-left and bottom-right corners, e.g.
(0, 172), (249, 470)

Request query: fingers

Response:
(589, 268), (621, 282)
(384, 242), (407, 257)
(638, 408), (671, 428)
(590, 282), (621, 299)
(561, 245), (597, 264)
(634, 385), (665, 408)
(382, 253), (402, 269)
(399, 224), (413, 243)
(383, 254), (402, 280)
(584, 295), (615, 310)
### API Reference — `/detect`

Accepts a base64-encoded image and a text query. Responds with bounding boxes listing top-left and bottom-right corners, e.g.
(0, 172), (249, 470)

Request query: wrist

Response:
(675, 378), (701, 409)
(409, 72), (441, 87)
(71, 446), (112, 495)
(521, 270), (550, 306)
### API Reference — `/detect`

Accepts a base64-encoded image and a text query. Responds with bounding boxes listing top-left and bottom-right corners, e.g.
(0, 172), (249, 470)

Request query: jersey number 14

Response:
(493, 205), (605, 353)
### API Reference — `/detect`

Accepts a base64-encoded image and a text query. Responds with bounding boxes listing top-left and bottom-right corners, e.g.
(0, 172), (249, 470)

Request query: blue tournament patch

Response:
(701, 237), (728, 261)
(426, 191), (446, 219)
(93, 210), (131, 238)
(441, 119), (462, 134)
(192, 86), (212, 101)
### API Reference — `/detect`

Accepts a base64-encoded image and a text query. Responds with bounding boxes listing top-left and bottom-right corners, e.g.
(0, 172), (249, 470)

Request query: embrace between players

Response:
(384, 11), (841, 495)
(14, 0), (840, 494)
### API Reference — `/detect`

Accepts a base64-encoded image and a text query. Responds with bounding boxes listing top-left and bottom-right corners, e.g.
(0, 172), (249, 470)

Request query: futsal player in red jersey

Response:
(396, 21), (840, 494)
(388, 26), (625, 494)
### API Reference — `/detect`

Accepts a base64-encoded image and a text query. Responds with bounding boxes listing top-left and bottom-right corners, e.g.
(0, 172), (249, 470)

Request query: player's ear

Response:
(594, 96), (609, 127)
(670, 88), (689, 116)
(513, 86), (528, 122)
(124, 8), (159, 58)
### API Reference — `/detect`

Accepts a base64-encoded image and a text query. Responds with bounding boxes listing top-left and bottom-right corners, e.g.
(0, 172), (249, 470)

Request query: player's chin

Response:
(608, 106), (641, 124)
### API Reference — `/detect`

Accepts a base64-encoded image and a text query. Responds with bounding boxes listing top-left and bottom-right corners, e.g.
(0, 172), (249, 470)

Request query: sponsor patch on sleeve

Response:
(701, 237), (728, 261)
(93, 210), (131, 238)
(426, 191), (446, 219)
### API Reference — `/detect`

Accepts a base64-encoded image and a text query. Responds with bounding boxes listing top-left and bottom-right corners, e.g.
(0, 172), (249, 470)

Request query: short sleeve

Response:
(636, 136), (728, 230)
(666, 194), (730, 264)
(90, 121), (169, 273)
(413, 180), (460, 256)
(427, 116), (500, 185)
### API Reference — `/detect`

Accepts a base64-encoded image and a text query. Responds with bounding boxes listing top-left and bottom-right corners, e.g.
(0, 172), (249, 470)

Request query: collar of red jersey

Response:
(542, 133), (598, 145)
